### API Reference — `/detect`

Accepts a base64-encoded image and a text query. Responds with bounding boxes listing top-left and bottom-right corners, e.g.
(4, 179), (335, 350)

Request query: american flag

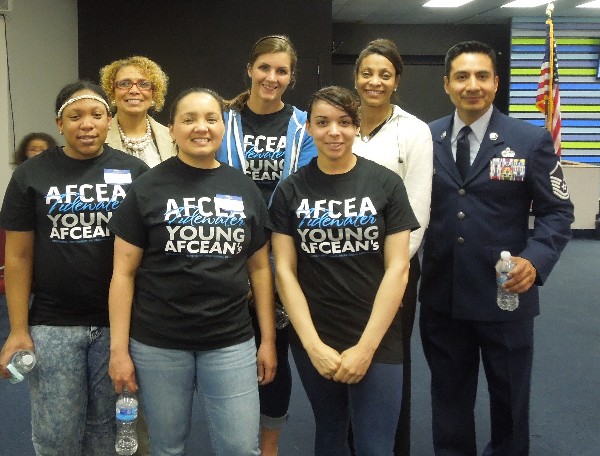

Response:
(535, 15), (561, 156)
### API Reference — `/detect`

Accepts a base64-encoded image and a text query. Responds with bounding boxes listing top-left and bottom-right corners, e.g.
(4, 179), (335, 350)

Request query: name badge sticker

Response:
(215, 194), (245, 215)
(104, 169), (132, 184)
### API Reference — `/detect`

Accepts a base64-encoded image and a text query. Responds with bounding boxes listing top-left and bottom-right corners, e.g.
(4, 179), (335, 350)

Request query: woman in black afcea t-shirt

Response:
(108, 88), (276, 456)
(269, 86), (419, 456)
(0, 81), (149, 455)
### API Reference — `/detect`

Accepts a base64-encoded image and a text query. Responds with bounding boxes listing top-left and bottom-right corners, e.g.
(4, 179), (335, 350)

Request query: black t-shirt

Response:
(108, 157), (269, 351)
(268, 156), (419, 363)
(241, 104), (293, 204)
(0, 146), (149, 326)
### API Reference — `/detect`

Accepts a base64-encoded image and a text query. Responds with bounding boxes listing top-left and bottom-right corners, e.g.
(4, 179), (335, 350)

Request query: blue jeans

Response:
(29, 325), (116, 456)
(292, 344), (403, 456)
(130, 338), (260, 456)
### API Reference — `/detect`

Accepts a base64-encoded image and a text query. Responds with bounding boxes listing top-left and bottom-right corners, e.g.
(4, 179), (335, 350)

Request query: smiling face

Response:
(112, 65), (154, 116)
(247, 52), (292, 106)
(169, 91), (225, 168)
(307, 99), (357, 170)
(444, 52), (498, 125)
(355, 53), (399, 108)
(56, 90), (111, 160)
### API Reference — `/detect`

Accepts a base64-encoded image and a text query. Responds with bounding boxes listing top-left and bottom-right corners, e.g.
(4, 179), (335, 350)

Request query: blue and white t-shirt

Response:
(269, 156), (419, 363)
(241, 104), (293, 204)
(108, 157), (269, 351)
(0, 146), (149, 326)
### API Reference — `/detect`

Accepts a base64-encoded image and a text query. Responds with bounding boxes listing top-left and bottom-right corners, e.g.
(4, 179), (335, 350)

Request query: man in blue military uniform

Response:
(419, 41), (574, 456)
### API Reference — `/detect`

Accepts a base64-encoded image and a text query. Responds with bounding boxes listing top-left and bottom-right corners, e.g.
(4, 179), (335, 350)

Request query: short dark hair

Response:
(168, 88), (225, 126)
(307, 86), (360, 128)
(55, 81), (109, 117)
(445, 41), (497, 76)
(355, 38), (404, 80)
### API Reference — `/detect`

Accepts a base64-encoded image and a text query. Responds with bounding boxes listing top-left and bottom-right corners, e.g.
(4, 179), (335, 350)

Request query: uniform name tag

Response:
(489, 158), (526, 181)
(104, 169), (132, 184)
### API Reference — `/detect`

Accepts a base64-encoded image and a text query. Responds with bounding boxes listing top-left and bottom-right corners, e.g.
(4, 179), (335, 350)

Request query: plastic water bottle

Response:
(6, 350), (36, 384)
(495, 251), (519, 311)
(115, 388), (138, 455)
(275, 303), (290, 329)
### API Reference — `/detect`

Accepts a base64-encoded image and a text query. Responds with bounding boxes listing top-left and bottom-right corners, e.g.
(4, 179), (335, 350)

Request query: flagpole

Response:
(546, 1), (555, 132)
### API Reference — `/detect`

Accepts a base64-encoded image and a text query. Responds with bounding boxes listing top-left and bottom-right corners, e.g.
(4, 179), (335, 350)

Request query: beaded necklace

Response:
(118, 117), (152, 153)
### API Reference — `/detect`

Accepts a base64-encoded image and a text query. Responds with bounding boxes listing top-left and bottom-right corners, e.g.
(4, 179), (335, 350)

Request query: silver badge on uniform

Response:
(440, 131), (447, 140)
(489, 132), (498, 141)
(501, 147), (515, 158)
(549, 162), (570, 200)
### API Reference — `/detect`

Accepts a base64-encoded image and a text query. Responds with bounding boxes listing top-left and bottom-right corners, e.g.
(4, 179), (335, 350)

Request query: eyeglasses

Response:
(114, 79), (153, 91)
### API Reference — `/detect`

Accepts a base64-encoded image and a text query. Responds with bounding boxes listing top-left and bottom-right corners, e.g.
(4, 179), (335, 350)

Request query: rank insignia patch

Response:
(549, 162), (570, 200)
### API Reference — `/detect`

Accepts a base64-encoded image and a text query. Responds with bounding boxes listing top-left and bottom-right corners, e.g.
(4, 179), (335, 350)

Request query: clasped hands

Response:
(307, 342), (374, 385)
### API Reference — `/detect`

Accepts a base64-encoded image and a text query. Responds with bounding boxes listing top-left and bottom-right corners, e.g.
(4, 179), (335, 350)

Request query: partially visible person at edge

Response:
(0, 81), (149, 456)
(352, 38), (433, 456)
(100, 55), (175, 167)
(270, 85), (419, 456)
(419, 40), (574, 456)
(216, 33), (317, 456)
(108, 88), (276, 456)
(13, 132), (58, 165)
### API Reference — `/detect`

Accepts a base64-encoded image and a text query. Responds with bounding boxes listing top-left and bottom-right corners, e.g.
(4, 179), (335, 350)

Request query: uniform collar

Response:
(452, 105), (494, 144)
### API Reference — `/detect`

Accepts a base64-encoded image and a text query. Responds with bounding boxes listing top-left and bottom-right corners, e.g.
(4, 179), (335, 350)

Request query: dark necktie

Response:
(456, 126), (471, 180)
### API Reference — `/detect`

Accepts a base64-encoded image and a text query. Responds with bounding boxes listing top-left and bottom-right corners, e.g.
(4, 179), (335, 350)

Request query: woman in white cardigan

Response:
(352, 38), (433, 456)
(101, 56), (174, 167)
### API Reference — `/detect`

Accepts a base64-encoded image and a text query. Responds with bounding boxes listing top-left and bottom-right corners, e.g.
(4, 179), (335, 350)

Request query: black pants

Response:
(420, 308), (534, 456)
(349, 255), (420, 456)
(250, 306), (292, 422)
(393, 255), (420, 456)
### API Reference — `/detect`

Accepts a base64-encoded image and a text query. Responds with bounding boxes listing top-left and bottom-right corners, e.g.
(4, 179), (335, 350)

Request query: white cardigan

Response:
(353, 105), (433, 258)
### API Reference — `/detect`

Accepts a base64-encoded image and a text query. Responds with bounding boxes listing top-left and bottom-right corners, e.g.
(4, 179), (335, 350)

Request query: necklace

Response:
(118, 118), (152, 153)
(359, 107), (393, 143)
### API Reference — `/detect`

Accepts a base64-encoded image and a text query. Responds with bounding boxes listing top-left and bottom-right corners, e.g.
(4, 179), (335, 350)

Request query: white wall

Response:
(0, 0), (78, 200)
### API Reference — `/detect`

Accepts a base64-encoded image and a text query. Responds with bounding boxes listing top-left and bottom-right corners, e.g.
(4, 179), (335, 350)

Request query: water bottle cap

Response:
(500, 251), (511, 260)
(21, 354), (34, 366)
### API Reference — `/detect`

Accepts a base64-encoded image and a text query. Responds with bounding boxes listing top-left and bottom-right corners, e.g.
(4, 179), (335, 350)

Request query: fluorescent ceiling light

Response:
(501, 0), (550, 7)
(577, 1), (600, 7)
(423, 0), (474, 7)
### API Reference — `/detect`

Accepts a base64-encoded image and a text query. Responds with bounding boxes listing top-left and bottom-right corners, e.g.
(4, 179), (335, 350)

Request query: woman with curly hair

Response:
(100, 56), (174, 167)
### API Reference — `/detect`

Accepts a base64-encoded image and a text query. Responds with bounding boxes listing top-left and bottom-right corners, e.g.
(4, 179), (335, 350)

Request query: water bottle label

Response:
(7, 363), (25, 384)
(116, 407), (138, 421)
(497, 273), (509, 286)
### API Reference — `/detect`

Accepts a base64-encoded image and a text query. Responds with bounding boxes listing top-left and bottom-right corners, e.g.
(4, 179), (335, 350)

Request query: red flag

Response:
(536, 16), (561, 156)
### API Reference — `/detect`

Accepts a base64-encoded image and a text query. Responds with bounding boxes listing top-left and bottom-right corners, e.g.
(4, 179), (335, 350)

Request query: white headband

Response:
(57, 95), (111, 118)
